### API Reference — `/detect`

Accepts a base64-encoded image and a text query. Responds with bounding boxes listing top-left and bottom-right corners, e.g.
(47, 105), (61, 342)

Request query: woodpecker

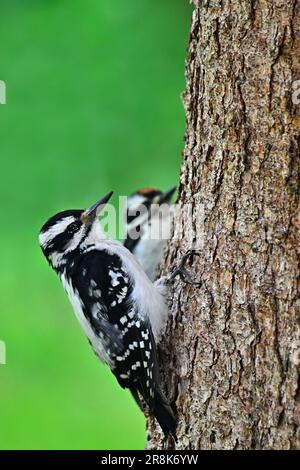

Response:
(38, 192), (176, 439)
(124, 187), (176, 281)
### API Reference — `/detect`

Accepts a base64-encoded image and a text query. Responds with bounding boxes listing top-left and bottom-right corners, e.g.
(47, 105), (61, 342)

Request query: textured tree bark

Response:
(147, 0), (300, 450)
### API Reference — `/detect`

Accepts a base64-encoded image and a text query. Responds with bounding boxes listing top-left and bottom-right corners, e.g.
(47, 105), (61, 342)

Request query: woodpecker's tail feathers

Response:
(153, 388), (177, 441)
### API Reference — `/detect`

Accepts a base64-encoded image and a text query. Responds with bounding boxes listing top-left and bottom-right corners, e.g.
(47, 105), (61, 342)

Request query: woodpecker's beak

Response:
(158, 187), (176, 204)
(81, 191), (113, 225)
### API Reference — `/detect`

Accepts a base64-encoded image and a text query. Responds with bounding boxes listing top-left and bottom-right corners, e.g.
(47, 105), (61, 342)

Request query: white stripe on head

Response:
(127, 194), (146, 209)
(39, 216), (75, 248)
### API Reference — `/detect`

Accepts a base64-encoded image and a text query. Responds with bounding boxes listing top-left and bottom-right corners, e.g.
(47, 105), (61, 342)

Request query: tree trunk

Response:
(147, 0), (300, 450)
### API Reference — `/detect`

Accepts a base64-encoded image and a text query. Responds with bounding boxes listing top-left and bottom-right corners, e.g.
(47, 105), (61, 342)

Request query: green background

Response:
(0, 0), (190, 449)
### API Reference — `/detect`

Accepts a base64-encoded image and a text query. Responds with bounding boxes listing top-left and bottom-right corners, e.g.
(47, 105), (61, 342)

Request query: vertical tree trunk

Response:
(147, 0), (300, 450)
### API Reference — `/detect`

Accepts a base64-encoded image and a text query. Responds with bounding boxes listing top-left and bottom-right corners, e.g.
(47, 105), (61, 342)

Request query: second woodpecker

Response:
(124, 187), (176, 281)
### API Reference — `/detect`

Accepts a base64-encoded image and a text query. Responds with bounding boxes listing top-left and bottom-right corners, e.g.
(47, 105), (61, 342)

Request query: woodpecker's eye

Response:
(68, 222), (78, 234)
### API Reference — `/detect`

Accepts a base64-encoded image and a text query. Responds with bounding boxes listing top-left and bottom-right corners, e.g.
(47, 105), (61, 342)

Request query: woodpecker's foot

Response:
(169, 250), (201, 286)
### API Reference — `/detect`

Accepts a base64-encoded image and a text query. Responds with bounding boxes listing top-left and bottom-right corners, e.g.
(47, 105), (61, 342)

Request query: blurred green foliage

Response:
(0, 0), (191, 449)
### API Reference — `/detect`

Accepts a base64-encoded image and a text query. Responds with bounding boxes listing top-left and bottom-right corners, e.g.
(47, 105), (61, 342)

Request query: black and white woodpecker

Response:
(38, 192), (176, 439)
(124, 187), (176, 281)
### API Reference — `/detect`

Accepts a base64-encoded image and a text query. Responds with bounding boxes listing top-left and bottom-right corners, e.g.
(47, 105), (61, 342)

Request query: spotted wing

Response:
(68, 249), (159, 406)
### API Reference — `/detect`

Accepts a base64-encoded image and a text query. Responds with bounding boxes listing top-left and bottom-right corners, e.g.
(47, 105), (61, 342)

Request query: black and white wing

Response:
(66, 248), (176, 437)
(67, 250), (157, 396)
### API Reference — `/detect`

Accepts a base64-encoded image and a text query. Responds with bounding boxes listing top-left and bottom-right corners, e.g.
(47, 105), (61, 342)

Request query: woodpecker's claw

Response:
(169, 250), (201, 286)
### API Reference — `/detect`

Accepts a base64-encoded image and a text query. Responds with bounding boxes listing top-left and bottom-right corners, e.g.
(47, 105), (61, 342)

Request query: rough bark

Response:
(147, 0), (300, 450)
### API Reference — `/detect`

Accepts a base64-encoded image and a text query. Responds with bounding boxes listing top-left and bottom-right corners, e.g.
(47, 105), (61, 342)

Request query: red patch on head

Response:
(138, 187), (158, 195)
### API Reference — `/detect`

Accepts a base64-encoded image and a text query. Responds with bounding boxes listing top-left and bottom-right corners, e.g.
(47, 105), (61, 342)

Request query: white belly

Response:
(134, 239), (167, 281)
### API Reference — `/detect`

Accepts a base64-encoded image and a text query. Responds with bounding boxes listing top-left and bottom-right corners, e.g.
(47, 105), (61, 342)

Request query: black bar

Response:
(0, 450), (298, 466)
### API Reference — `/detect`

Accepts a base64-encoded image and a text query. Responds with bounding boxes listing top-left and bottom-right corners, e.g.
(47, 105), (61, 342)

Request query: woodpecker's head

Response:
(39, 192), (113, 268)
(126, 187), (176, 228)
(124, 187), (176, 258)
